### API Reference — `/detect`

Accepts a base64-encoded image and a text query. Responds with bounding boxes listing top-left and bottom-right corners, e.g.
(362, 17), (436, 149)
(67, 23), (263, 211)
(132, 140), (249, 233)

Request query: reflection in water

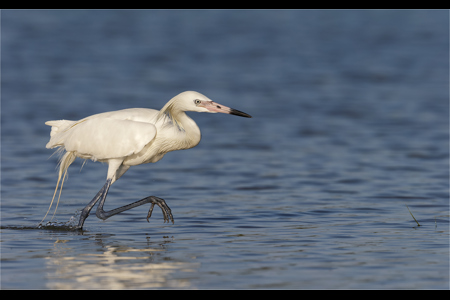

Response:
(45, 239), (199, 289)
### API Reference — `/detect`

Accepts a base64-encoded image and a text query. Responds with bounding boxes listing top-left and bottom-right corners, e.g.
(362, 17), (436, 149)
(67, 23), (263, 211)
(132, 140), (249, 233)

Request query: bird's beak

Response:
(202, 101), (252, 118)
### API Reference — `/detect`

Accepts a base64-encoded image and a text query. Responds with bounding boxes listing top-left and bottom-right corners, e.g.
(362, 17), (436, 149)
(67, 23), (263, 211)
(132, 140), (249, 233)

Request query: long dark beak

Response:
(229, 108), (252, 118)
(202, 101), (252, 118)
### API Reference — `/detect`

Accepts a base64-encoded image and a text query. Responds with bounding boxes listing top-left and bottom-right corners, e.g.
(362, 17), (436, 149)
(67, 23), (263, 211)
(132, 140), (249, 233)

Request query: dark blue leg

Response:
(95, 195), (174, 224)
(76, 179), (112, 229)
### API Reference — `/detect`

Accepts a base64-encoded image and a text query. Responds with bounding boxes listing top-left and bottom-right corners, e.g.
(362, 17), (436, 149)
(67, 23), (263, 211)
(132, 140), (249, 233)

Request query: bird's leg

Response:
(95, 193), (174, 224)
(76, 179), (112, 230)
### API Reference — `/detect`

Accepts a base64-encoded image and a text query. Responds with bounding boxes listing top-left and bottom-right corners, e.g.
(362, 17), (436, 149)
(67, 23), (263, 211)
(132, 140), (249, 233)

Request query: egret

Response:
(42, 91), (251, 229)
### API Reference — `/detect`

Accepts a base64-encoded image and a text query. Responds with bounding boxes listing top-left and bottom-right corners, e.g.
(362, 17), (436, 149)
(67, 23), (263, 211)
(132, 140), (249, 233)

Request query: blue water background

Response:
(1, 10), (449, 289)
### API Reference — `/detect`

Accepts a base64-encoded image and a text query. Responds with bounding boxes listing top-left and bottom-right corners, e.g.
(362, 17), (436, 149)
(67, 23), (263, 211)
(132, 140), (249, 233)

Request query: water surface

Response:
(1, 10), (448, 289)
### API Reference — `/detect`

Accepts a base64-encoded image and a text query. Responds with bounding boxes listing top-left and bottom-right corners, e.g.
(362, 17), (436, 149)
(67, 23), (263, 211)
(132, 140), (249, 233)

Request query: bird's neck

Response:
(157, 98), (202, 150)
(163, 110), (202, 150)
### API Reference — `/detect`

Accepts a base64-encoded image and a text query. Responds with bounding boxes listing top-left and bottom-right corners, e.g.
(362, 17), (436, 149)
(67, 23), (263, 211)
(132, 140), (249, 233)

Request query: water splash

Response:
(36, 210), (81, 231)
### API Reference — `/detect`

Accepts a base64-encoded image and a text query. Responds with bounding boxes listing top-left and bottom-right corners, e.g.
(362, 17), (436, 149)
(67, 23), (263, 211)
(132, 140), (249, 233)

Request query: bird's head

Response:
(166, 91), (252, 118)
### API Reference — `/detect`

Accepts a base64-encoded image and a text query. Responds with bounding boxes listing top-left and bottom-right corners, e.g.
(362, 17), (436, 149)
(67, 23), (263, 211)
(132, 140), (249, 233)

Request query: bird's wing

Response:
(47, 117), (157, 161)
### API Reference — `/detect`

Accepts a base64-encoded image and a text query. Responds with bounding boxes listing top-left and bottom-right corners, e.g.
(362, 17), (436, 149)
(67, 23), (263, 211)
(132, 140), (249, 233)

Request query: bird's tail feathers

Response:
(39, 150), (76, 226)
(45, 120), (75, 138)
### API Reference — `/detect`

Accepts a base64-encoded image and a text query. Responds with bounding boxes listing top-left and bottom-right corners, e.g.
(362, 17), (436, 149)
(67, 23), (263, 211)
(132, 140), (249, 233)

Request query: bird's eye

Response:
(194, 99), (202, 105)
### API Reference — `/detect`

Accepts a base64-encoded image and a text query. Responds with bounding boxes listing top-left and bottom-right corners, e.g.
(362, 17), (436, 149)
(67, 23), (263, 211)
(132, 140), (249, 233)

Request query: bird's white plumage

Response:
(46, 110), (158, 161)
(45, 92), (210, 182)
(48, 118), (157, 161)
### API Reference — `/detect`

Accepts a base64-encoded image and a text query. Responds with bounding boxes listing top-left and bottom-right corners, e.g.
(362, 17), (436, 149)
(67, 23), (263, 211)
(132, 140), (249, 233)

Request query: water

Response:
(1, 10), (448, 289)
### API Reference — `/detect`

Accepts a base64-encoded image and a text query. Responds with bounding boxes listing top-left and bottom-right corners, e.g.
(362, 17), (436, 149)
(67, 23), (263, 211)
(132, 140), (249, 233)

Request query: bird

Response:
(41, 91), (252, 229)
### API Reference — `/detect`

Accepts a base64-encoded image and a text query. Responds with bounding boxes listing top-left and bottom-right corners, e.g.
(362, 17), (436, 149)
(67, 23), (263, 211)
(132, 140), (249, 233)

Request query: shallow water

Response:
(1, 10), (449, 289)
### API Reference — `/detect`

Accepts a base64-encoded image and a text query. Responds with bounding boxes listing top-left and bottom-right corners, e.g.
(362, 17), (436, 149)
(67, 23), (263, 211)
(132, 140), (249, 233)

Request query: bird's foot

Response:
(146, 196), (174, 224)
(73, 225), (84, 231)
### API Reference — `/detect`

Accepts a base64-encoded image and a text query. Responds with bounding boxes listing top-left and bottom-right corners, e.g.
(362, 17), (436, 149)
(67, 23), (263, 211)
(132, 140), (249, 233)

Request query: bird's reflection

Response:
(45, 237), (199, 289)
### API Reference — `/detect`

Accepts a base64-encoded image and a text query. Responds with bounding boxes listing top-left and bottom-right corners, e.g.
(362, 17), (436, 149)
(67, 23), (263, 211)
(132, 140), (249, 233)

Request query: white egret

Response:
(42, 91), (251, 229)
